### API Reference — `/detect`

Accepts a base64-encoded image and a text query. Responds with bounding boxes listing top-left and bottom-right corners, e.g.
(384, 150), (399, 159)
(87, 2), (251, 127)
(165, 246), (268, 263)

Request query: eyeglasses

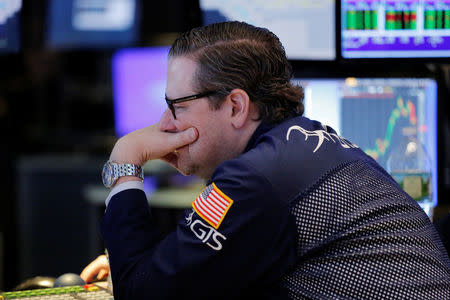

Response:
(165, 91), (217, 119)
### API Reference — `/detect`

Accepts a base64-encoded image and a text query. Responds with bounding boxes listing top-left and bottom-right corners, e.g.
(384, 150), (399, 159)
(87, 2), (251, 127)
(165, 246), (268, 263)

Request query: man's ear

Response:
(227, 89), (250, 129)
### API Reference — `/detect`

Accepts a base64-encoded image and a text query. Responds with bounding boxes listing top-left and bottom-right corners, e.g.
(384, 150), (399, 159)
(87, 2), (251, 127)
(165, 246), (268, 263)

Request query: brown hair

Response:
(169, 21), (304, 124)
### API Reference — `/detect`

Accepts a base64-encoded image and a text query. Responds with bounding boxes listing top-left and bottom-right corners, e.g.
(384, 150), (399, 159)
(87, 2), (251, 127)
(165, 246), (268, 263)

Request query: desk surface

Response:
(83, 184), (204, 209)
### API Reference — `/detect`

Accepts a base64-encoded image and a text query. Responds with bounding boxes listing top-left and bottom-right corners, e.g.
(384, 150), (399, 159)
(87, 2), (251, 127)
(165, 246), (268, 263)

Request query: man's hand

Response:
(80, 255), (110, 283)
(109, 123), (198, 166)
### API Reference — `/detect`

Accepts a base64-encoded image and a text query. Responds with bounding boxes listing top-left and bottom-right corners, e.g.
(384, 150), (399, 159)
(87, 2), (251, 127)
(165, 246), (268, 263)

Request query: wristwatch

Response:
(102, 160), (144, 188)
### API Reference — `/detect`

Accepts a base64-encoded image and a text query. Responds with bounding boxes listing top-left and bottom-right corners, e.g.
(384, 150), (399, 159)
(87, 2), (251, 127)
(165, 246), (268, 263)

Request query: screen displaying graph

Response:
(340, 82), (428, 167)
(293, 78), (438, 214)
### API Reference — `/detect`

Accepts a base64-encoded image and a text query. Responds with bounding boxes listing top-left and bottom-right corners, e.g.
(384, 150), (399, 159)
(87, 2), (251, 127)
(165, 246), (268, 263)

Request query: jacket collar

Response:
(243, 121), (276, 153)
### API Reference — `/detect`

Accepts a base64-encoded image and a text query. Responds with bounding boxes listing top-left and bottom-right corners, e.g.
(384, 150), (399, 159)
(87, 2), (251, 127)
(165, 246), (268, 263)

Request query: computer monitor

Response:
(293, 77), (438, 217)
(46, 0), (140, 49)
(199, 0), (336, 60)
(0, 0), (21, 54)
(341, 0), (450, 59)
(112, 46), (170, 137)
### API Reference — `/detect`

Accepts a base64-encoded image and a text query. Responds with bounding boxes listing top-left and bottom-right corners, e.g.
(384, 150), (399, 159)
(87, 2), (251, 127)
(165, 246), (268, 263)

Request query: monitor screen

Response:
(341, 0), (450, 58)
(199, 0), (336, 60)
(46, 0), (139, 49)
(0, 0), (21, 53)
(293, 77), (438, 216)
(112, 46), (170, 138)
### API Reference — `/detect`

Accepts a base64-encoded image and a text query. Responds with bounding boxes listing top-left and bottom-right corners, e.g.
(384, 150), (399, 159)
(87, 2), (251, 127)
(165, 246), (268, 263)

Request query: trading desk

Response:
(1, 284), (112, 299)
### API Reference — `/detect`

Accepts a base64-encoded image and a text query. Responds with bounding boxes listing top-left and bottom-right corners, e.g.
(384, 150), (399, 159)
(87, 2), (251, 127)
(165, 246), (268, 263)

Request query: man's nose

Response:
(159, 108), (177, 132)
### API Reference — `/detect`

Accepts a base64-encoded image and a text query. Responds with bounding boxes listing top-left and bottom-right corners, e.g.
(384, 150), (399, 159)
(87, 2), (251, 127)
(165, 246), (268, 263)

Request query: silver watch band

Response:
(114, 163), (143, 180)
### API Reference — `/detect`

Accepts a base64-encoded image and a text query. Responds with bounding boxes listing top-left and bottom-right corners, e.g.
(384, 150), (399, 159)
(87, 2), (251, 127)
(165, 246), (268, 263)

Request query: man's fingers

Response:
(97, 269), (108, 280)
(166, 127), (198, 150)
(80, 255), (110, 283)
(80, 265), (96, 283)
(156, 128), (198, 159)
(110, 124), (198, 165)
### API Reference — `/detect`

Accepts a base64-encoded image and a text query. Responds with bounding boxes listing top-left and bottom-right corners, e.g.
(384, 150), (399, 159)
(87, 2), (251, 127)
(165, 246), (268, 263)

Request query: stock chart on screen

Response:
(341, 0), (450, 58)
(293, 78), (438, 214)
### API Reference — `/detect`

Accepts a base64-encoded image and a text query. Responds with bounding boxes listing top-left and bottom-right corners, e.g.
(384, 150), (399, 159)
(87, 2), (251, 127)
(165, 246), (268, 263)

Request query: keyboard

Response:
(0, 284), (113, 299)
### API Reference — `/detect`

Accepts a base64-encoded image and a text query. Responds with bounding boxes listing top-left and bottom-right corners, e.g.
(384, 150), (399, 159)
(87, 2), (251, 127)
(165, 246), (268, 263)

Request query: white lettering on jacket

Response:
(190, 219), (226, 251)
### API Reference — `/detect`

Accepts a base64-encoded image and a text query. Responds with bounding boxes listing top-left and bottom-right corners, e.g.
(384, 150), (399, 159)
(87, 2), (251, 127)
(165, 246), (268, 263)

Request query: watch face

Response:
(102, 162), (113, 187)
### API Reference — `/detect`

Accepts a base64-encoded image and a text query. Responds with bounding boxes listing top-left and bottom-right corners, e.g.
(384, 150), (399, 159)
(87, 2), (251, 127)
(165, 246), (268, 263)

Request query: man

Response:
(99, 22), (450, 299)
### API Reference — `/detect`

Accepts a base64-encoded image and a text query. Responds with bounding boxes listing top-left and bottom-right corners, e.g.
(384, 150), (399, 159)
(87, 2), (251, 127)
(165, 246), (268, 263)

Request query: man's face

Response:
(160, 56), (234, 179)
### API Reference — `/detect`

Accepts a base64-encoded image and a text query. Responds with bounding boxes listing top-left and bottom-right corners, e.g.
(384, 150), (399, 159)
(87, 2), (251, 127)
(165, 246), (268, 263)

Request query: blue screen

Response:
(46, 0), (139, 49)
(0, 0), (21, 53)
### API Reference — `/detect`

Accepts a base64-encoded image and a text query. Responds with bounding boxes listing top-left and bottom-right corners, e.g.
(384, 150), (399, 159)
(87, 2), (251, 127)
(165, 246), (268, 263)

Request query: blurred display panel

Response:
(112, 47), (170, 137)
(0, 0), (21, 53)
(200, 0), (336, 60)
(46, 0), (139, 49)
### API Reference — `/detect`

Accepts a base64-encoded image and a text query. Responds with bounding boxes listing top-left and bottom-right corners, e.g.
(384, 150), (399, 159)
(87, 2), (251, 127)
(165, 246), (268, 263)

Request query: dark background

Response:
(0, 0), (449, 291)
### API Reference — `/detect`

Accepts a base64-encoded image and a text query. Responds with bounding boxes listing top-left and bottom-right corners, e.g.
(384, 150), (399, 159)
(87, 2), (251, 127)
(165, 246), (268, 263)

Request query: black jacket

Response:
(102, 116), (450, 299)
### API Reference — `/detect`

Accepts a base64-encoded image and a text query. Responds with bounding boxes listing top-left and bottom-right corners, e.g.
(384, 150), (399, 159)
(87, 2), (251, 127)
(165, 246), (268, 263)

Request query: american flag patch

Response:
(192, 183), (233, 229)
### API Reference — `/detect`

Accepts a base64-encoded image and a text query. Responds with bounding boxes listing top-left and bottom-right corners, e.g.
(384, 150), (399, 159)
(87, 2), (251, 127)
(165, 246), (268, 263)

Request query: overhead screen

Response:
(0, 0), (21, 53)
(341, 0), (450, 58)
(46, 0), (139, 49)
(294, 77), (438, 216)
(199, 0), (336, 60)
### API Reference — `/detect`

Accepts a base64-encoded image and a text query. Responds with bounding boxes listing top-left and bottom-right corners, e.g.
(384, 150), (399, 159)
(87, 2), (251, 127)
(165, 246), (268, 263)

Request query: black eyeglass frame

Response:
(165, 91), (218, 119)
